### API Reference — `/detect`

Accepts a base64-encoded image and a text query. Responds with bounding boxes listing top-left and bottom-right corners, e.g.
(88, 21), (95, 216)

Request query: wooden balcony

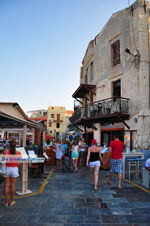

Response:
(70, 97), (130, 127)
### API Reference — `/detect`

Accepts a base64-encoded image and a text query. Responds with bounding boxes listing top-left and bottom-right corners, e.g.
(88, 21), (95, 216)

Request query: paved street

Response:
(0, 167), (150, 226)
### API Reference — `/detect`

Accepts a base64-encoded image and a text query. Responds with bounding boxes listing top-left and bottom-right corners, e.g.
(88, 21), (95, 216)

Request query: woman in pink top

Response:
(3, 140), (21, 206)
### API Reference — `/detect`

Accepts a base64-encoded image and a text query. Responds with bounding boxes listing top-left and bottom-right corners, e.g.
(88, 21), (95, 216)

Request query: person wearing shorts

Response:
(86, 139), (102, 190)
(106, 134), (124, 189)
(3, 140), (21, 206)
(54, 140), (63, 170)
(78, 138), (87, 166)
(71, 140), (79, 171)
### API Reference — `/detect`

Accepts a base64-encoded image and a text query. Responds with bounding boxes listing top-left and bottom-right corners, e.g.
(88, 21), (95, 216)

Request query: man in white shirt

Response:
(145, 158), (150, 172)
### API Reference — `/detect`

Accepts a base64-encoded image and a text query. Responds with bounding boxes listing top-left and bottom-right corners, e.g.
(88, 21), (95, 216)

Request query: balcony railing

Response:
(74, 99), (80, 111)
(70, 97), (129, 125)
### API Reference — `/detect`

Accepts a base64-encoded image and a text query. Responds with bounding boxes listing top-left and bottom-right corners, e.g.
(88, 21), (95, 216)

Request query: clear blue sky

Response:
(0, 0), (136, 112)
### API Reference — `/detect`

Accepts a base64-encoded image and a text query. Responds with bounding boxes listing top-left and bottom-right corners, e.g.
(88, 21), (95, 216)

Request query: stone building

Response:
(47, 106), (73, 139)
(27, 109), (47, 119)
(70, 0), (150, 149)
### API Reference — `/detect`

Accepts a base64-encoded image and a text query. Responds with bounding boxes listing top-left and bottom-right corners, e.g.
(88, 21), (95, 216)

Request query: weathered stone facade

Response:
(72, 0), (150, 149)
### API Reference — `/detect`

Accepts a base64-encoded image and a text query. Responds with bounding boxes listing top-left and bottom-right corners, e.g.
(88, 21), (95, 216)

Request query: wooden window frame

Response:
(111, 40), (120, 66)
(90, 61), (93, 82)
(51, 114), (54, 118)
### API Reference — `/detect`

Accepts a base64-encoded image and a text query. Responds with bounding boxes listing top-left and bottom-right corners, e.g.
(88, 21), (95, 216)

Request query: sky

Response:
(0, 0), (136, 113)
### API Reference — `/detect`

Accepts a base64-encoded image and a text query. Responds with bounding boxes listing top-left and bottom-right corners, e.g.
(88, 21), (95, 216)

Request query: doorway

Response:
(101, 129), (124, 147)
(112, 79), (121, 97)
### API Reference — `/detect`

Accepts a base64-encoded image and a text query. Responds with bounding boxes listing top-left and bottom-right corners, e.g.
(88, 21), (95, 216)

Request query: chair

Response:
(142, 167), (150, 189)
(125, 157), (144, 180)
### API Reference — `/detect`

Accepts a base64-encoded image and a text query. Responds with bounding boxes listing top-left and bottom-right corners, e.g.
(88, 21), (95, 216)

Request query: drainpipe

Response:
(148, 16), (150, 109)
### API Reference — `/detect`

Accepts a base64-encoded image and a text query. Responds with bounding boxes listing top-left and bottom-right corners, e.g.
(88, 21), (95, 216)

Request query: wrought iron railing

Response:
(74, 99), (80, 111)
(70, 97), (129, 124)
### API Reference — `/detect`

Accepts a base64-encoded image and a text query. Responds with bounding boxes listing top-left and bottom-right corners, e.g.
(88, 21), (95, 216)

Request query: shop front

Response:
(101, 127), (137, 150)
(101, 128), (124, 147)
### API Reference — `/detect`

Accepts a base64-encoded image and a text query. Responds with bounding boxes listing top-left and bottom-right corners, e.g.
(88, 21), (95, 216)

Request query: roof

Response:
(35, 120), (46, 130)
(66, 110), (74, 114)
(29, 116), (47, 121)
(27, 109), (46, 113)
(0, 102), (36, 128)
(72, 84), (96, 98)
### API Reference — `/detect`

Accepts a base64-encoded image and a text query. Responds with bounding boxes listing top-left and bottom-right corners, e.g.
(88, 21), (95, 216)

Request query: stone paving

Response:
(0, 166), (150, 226)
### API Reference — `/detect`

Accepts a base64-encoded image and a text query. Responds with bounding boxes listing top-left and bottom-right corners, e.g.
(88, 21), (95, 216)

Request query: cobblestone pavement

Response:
(0, 166), (150, 226)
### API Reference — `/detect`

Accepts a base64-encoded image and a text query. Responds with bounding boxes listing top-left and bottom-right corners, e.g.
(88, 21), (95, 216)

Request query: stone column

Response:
(18, 132), (21, 147)
(32, 128), (35, 145)
(43, 130), (46, 152)
(22, 125), (27, 147)
(22, 125), (28, 194)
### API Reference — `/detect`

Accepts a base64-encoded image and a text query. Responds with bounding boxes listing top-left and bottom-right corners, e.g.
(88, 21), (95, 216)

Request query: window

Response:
(49, 121), (52, 127)
(85, 74), (88, 84)
(80, 66), (83, 79)
(111, 40), (120, 66)
(112, 79), (121, 97)
(85, 67), (88, 84)
(90, 61), (93, 82)
(43, 112), (47, 116)
(56, 123), (60, 128)
(51, 114), (54, 118)
(57, 114), (60, 120)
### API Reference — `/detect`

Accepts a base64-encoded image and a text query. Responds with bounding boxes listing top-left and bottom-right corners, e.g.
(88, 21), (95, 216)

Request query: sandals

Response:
(10, 201), (16, 206)
(94, 187), (98, 191)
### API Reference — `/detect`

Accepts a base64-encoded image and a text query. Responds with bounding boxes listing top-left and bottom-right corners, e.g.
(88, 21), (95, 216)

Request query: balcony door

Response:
(57, 114), (60, 120)
(112, 79), (121, 97)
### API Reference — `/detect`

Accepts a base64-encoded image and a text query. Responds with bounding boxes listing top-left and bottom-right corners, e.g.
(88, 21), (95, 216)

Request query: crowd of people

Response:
(50, 137), (87, 172)
(1, 134), (150, 207)
(47, 134), (125, 191)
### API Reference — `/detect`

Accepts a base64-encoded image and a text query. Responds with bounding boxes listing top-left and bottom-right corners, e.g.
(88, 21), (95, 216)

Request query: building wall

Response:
(0, 103), (28, 121)
(27, 110), (47, 118)
(76, 0), (150, 146)
(82, 1), (149, 124)
(47, 106), (73, 138)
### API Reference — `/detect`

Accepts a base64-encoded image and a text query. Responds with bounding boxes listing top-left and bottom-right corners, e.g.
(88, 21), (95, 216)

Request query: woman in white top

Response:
(71, 140), (79, 171)
(55, 140), (63, 169)
(78, 138), (86, 166)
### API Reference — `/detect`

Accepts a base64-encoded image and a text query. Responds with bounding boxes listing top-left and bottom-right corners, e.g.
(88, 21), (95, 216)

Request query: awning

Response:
(0, 111), (36, 128)
(72, 84), (96, 98)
